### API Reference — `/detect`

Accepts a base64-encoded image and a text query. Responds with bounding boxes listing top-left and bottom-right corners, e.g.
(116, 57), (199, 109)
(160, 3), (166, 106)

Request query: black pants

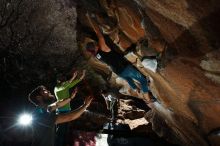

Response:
(55, 111), (70, 146)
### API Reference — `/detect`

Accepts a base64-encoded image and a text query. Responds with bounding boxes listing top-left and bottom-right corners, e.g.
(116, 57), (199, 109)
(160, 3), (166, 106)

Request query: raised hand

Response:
(70, 88), (78, 100)
(72, 71), (78, 79)
(69, 71), (78, 83)
(79, 70), (86, 80)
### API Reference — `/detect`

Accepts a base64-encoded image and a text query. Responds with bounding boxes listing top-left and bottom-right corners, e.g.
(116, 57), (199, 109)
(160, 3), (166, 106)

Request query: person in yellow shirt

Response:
(54, 70), (86, 146)
(54, 70), (86, 112)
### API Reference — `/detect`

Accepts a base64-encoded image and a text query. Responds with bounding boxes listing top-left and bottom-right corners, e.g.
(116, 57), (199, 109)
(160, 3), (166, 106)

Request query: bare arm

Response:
(48, 89), (78, 112)
(55, 96), (93, 124)
(86, 13), (111, 52)
(101, 94), (110, 110)
(105, 100), (110, 110)
(79, 70), (86, 81)
(69, 71), (78, 83)
(86, 13), (103, 38)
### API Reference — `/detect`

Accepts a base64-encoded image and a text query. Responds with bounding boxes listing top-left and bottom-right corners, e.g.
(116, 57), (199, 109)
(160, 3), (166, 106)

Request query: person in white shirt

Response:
(101, 90), (117, 121)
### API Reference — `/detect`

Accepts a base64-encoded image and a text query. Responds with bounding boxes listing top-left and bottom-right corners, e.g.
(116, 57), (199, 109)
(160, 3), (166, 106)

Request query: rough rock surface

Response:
(117, 97), (152, 133)
(135, 0), (220, 145)
(0, 0), (108, 140)
(1, 0), (220, 146)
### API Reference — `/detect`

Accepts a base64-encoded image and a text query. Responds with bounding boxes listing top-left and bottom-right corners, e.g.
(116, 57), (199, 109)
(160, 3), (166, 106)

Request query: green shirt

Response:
(54, 79), (81, 112)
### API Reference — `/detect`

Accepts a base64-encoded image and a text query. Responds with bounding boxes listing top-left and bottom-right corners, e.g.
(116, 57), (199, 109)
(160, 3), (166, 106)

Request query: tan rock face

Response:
(76, 0), (220, 145)
(200, 50), (220, 85)
(135, 0), (220, 145)
(117, 98), (152, 133)
(1, 0), (218, 145)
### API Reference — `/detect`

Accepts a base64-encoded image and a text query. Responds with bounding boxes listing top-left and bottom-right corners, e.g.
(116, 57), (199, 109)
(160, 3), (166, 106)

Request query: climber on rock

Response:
(83, 10), (156, 103)
(84, 19), (156, 103)
(85, 39), (156, 103)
